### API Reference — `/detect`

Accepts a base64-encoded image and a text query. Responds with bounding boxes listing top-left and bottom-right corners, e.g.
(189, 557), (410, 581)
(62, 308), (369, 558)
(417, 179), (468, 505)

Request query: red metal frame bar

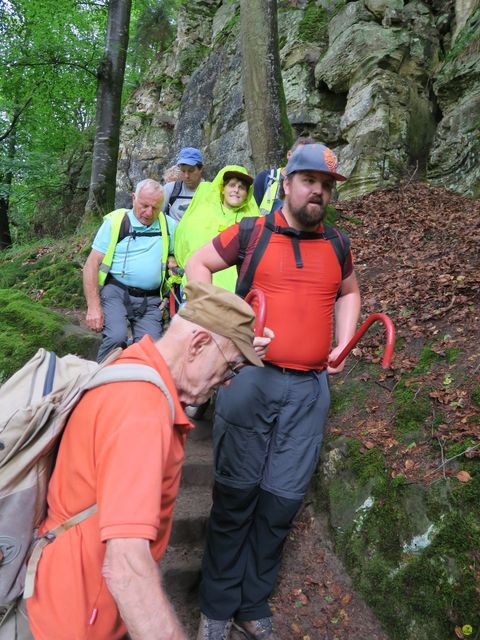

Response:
(245, 289), (266, 337)
(329, 313), (396, 369)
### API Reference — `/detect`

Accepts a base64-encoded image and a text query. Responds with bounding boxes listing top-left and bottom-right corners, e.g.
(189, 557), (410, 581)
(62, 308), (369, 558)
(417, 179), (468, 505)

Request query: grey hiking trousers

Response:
(200, 363), (331, 621)
(97, 282), (163, 362)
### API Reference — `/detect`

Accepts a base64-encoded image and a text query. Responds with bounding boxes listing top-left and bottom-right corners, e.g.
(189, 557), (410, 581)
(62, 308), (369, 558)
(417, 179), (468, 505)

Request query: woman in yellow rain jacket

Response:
(174, 164), (260, 292)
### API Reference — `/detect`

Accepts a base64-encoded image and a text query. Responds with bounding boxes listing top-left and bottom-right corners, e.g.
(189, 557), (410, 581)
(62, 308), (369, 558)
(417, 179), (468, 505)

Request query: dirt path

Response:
(163, 411), (388, 639)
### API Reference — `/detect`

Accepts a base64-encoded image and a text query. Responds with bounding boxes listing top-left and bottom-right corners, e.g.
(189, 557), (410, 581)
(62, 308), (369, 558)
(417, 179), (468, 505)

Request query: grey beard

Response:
(290, 202), (325, 229)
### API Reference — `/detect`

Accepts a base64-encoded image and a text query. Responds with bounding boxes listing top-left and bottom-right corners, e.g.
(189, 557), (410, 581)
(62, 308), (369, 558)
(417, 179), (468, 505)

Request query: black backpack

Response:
(165, 180), (193, 216)
(117, 212), (168, 243)
(235, 212), (350, 298)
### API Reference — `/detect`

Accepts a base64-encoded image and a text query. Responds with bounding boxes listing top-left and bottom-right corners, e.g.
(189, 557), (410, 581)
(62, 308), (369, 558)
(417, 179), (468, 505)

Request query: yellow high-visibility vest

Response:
(97, 209), (169, 287)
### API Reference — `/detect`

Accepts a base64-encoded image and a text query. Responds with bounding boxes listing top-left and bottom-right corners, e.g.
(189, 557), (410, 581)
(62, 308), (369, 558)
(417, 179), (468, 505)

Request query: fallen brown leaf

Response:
(456, 471), (472, 483)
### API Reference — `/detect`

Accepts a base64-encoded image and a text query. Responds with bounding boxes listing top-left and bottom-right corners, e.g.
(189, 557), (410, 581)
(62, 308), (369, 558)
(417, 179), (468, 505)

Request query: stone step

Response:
(181, 461), (214, 488)
(187, 415), (214, 443)
(161, 543), (203, 596)
(182, 434), (214, 488)
(170, 485), (212, 546)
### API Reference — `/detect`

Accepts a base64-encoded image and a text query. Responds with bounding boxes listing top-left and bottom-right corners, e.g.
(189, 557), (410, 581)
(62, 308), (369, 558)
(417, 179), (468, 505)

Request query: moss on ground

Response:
(0, 289), (97, 380)
(393, 379), (431, 438)
(0, 235), (90, 309)
(414, 345), (441, 373)
(0, 232), (99, 379)
(472, 385), (480, 407)
(330, 380), (367, 415)
(317, 437), (480, 640)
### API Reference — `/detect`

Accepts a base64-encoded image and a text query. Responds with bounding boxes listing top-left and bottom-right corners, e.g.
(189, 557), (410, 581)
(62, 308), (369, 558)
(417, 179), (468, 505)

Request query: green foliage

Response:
(298, 1), (329, 44)
(445, 347), (461, 364)
(324, 204), (338, 224)
(213, 11), (240, 47)
(446, 437), (477, 458)
(445, 8), (480, 63)
(179, 43), (211, 76)
(0, 0), (105, 240)
(126, 0), (181, 89)
(0, 0), (182, 241)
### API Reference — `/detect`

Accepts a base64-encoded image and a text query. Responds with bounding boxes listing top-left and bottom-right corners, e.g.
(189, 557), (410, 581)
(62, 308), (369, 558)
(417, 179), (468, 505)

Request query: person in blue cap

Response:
(162, 147), (205, 222)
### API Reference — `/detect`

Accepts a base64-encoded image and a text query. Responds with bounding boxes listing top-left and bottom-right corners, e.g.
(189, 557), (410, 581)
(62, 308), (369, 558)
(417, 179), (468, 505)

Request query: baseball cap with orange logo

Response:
(285, 143), (346, 181)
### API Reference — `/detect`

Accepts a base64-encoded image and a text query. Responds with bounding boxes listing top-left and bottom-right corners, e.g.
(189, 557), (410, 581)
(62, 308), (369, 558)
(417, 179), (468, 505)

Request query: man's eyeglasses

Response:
(211, 336), (246, 383)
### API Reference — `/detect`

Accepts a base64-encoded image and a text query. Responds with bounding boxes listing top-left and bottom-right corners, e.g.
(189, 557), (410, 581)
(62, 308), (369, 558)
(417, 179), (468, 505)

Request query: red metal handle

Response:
(245, 289), (266, 337)
(329, 313), (396, 369)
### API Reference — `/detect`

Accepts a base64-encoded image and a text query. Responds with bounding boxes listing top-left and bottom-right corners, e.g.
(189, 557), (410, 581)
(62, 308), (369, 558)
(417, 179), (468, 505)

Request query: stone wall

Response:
(116, 0), (480, 205)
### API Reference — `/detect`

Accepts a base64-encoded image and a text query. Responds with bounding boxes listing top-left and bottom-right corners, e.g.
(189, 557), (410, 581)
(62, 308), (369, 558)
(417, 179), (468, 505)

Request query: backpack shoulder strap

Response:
(167, 180), (184, 212)
(238, 216), (259, 263)
(323, 223), (350, 274)
(264, 168), (276, 190)
(117, 212), (132, 244)
(86, 363), (174, 422)
(236, 213), (275, 299)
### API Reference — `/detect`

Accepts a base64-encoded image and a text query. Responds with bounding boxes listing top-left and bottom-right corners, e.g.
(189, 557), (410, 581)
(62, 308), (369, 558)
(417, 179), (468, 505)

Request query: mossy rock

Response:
(315, 437), (480, 640)
(0, 237), (88, 309)
(298, 1), (329, 45)
(179, 43), (211, 77)
(0, 289), (99, 381)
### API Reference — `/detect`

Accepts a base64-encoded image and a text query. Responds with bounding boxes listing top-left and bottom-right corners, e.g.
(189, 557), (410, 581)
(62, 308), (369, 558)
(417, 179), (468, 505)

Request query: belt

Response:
(264, 362), (324, 375)
(105, 275), (160, 297)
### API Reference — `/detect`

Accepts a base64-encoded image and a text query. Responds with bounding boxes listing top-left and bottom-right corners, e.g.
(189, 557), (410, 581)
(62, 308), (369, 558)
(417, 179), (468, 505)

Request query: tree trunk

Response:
(0, 130), (16, 250)
(85, 0), (132, 219)
(240, 0), (293, 171)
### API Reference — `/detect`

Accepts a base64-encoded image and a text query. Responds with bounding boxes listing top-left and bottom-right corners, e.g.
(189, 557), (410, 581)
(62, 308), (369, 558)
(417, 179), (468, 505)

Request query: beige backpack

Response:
(0, 347), (173, 618)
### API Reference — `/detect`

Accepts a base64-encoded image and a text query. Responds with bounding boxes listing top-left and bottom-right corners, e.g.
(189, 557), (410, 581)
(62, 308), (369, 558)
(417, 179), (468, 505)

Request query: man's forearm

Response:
(114, 572), (185, 640)
(104, 539), (186, 640)
(334, 290), (361, 347)
(83, 258), (101, 309)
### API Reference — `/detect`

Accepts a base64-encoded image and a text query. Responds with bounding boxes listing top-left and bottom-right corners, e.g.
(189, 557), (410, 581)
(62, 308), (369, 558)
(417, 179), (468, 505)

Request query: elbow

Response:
(82, 254), (96, 279)
(185, 253), (201, 281)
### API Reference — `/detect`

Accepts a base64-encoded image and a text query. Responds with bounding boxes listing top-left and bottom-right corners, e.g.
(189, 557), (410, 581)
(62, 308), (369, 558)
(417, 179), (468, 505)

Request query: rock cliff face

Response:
(116, 0), (479, 205)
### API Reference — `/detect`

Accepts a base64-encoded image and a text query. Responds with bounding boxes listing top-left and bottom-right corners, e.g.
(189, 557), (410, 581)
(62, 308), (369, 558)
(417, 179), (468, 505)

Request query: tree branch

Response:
(74, 0), (108, 8)
(3, 58), (98, 78)
(0, 94), (34, 142)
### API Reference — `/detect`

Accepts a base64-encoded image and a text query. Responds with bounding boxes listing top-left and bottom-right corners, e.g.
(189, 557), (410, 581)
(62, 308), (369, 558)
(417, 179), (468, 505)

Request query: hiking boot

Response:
(196, 613), (232, 640)
(232, 617), (276, 639)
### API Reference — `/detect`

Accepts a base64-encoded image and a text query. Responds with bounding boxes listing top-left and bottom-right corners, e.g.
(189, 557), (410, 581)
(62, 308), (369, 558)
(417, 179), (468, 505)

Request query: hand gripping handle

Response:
(329, 313), (396, 369)
(245, 288), (267, 337)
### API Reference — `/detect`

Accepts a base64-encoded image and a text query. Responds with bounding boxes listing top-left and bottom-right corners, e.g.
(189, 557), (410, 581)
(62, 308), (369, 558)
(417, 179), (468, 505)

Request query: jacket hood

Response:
(211, 165), (255, 211)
